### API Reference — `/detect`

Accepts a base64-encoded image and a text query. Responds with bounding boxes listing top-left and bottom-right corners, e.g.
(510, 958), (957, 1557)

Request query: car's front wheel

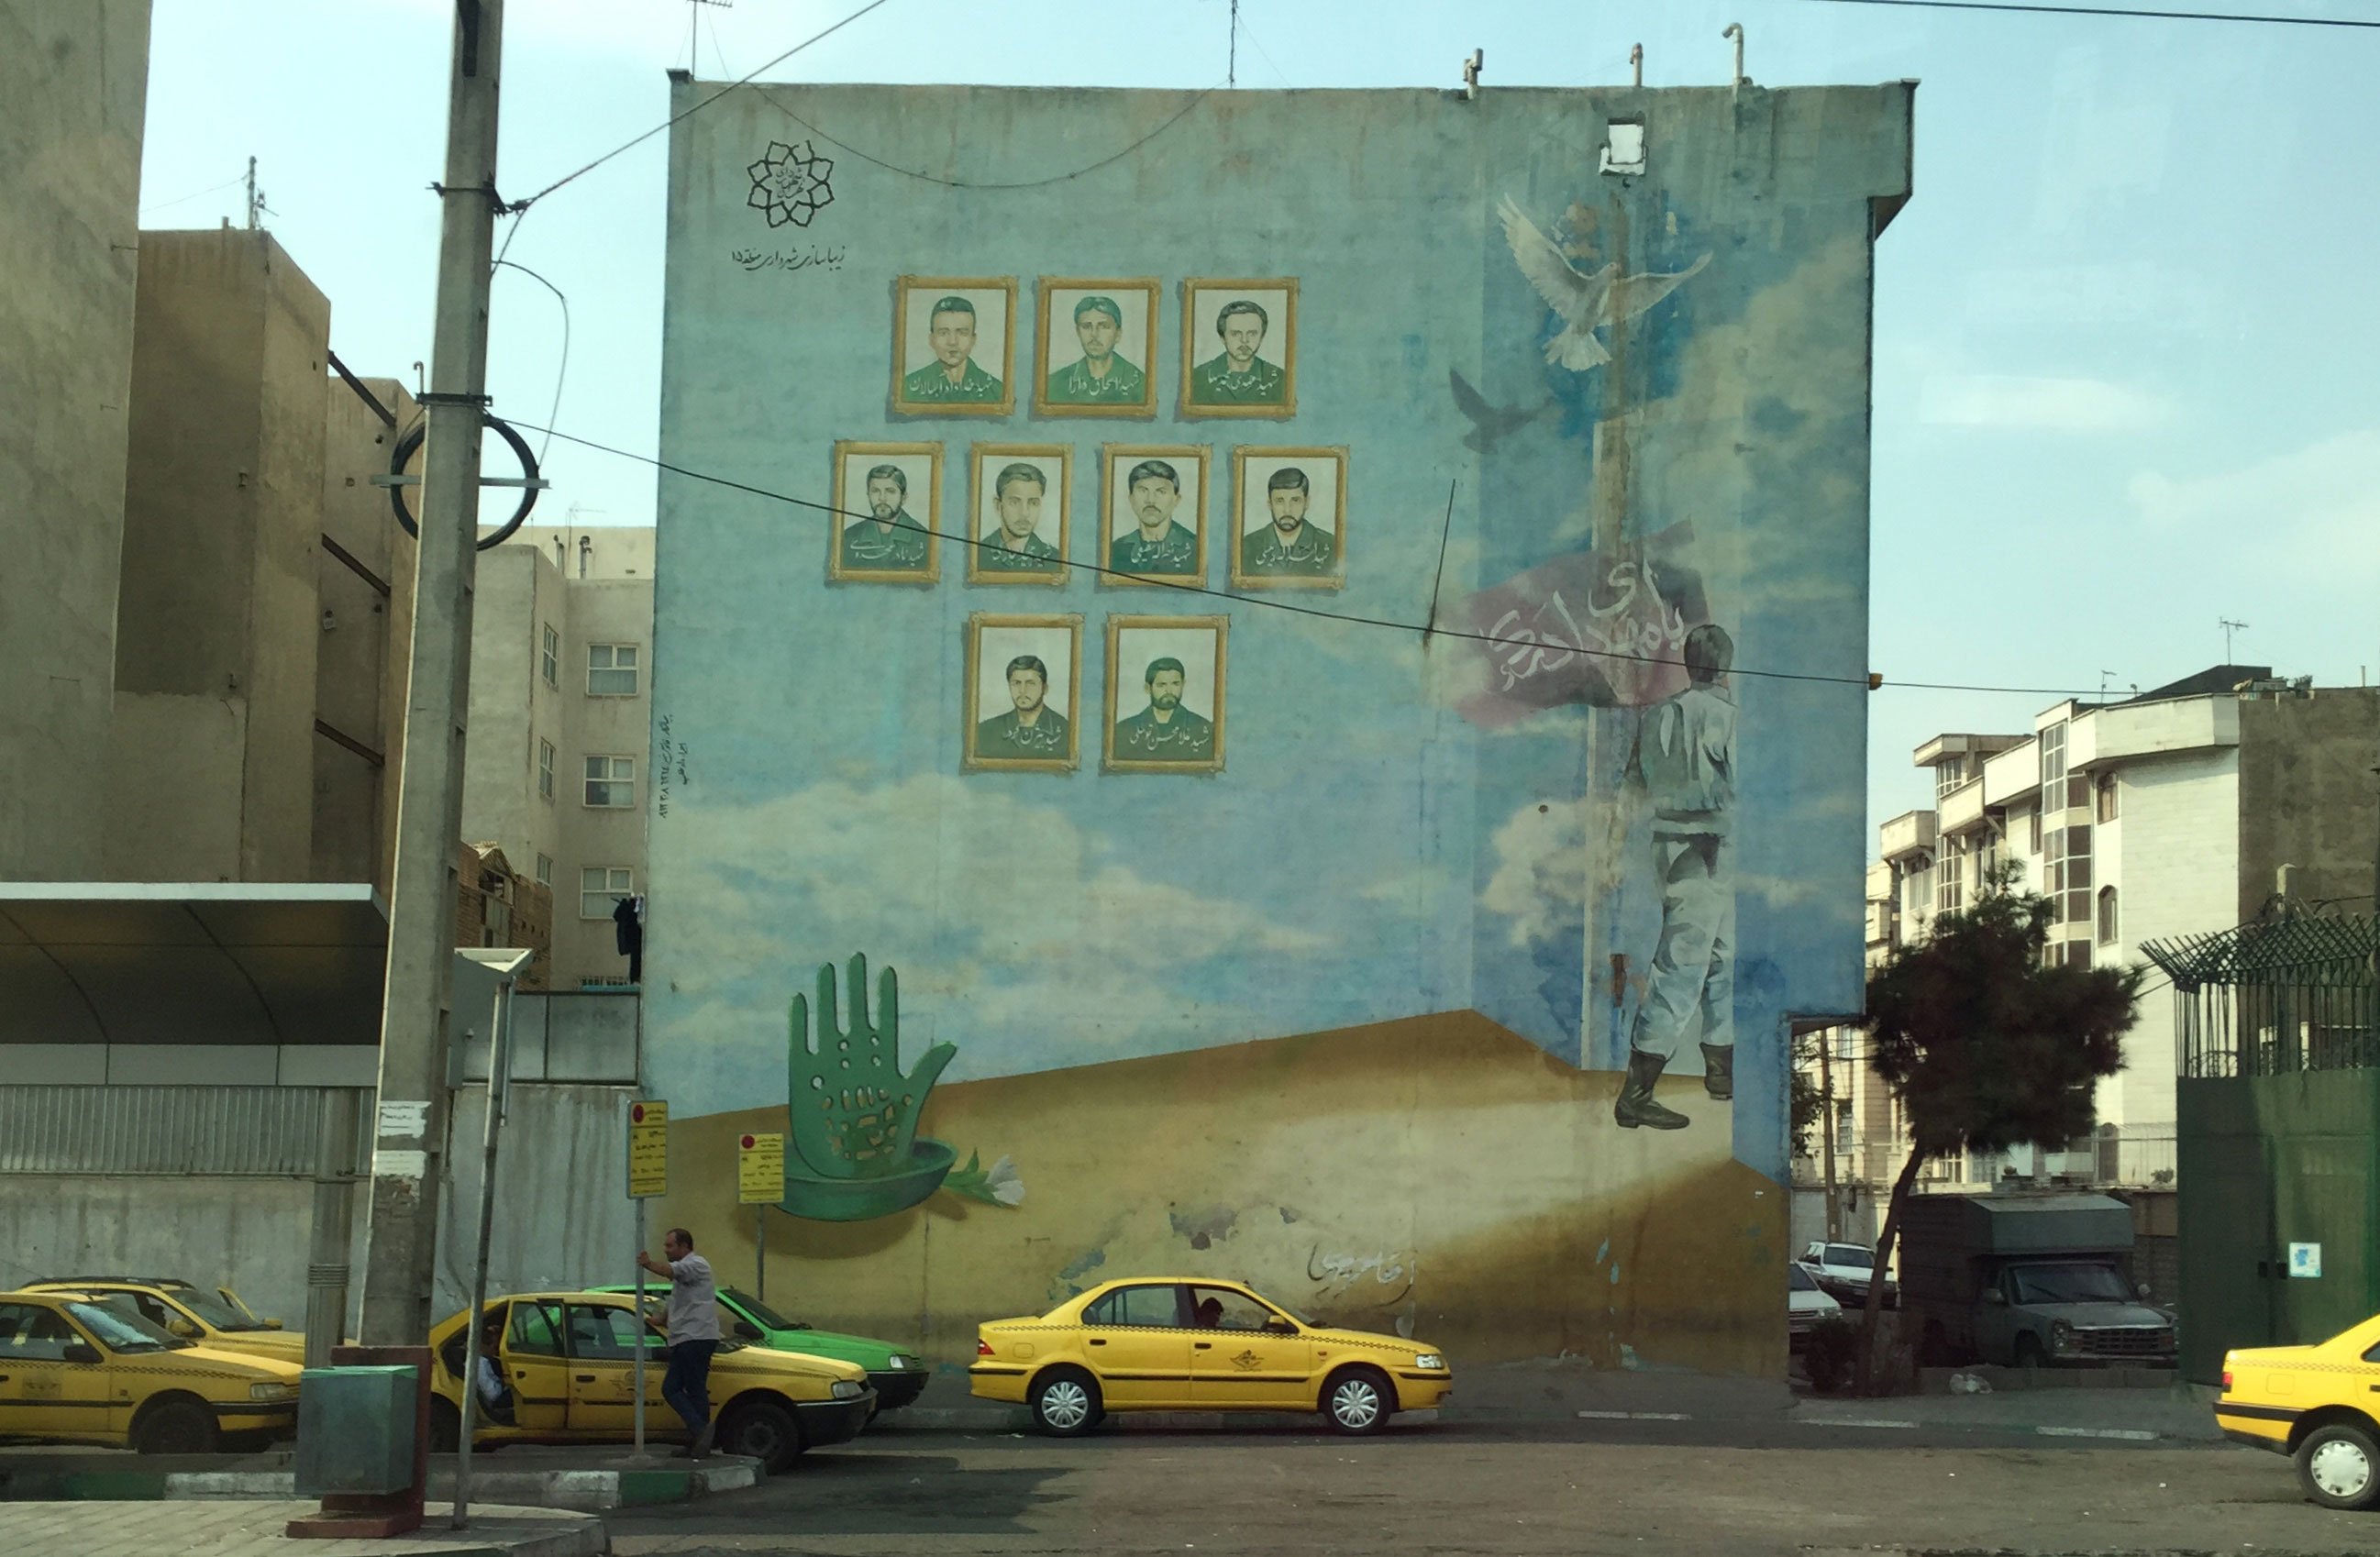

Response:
(2296, 1420), (2380, 1511)
(719, 1399), (802, 1474)
(1028, 1367), (1102, 1436)
(1323, 1366), (1394, 1436)
(133, 1398), (219, 1455)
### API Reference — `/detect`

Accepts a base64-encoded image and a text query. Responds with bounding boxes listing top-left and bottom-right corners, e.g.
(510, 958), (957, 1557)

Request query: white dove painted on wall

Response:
(1497, 196), (1710, 370)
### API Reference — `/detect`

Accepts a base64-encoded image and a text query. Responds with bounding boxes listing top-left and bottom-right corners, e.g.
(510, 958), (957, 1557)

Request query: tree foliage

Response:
(1852, 866), (2141, 1390)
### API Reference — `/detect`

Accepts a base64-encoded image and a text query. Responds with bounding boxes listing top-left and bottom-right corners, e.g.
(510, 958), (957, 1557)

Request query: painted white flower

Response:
(986, 1154), (1024, 1207)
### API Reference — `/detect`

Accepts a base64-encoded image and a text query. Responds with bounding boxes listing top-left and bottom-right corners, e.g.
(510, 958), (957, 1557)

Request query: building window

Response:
(541, 624), (559, 688)
(2097, 887), (2120, 946)
(534, 853), (554, 886)
(2095, 773), (2119, 823)
(2027, 809), (2042, 855)
(2039, 722), (2067, 790)
(537, 738), (556, 801)
(1935, 759), (1965, 801)
(581, 866), (633, 920)
(584, 756), (635, 808)
(588, 644), (640, 696)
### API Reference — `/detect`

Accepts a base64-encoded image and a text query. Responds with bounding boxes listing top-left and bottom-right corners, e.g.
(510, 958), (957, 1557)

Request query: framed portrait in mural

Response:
(965, 443), (1072, 586)
(1103, 613), (1227, 775)
(1229, 446), (1346, 592)
(1179, 278), (1297, 420)
(1035, 278), (1159, 419)
(828, 440), (942, 584)
(891, 277), (1017, 417)
(1099, 445), (1209, 588)
(964, 613), (1083, 774)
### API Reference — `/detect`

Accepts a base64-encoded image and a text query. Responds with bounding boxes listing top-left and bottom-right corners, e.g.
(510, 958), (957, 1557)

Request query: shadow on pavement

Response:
(606, 1447), (1072, 1536)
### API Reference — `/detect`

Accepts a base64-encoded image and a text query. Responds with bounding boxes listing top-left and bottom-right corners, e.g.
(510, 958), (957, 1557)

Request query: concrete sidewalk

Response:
(0, 1446), (758, 1510)
(875, 1358), (2216, 1441)
(0, 1500), (603, 1557)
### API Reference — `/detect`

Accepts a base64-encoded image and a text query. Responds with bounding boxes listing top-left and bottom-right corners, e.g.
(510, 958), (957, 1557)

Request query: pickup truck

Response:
(1898, 1192), (2175, 1368)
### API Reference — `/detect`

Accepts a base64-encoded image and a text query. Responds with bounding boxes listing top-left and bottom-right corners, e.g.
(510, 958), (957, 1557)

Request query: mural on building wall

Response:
(650, 84), (1902, 1370)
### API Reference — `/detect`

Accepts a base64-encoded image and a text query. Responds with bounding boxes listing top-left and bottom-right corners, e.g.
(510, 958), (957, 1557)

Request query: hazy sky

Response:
(136, 0), (2380, 830)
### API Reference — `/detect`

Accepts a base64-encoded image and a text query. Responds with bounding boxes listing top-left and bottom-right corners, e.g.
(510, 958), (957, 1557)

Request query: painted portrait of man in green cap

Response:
(1044, 293), (1147, 408)
(894, 281), (1013, 414)
(1185, 282), (1295, 415)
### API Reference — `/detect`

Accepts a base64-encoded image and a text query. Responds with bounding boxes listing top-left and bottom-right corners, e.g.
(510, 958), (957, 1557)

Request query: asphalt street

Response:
(603, 1419), (2374, 1557)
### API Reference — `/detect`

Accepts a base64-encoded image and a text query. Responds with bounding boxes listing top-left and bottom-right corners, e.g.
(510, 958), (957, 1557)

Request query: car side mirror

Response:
(168, 1319), (202, 1339)
(62, 1342), (100, 1365)
(1983, 1289), (2008, 1306)
(261, 1319), (284, 1331)
(734, 1320), (762, 1342)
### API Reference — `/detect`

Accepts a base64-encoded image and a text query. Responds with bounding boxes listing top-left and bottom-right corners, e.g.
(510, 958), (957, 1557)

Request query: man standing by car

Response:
(637, 1228), (720, 1458)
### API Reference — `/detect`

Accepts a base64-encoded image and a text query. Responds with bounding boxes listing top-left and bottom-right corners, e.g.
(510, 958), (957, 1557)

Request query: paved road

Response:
(605, 1421), (2373, 1557)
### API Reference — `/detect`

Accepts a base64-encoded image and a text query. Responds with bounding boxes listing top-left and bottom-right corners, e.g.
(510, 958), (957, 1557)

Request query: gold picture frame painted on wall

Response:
(827, 441), (942, 584)
(965, 443), (1074, 587)
(964, 613), (1084, 774)
(1103, 613), (1228, 775)
(891, 276), (1018, 418)
(1228, 445), (1347, 593)
(1034, 278), (1160, 419)
(1179, 277), (1298, 420)
(1097, 445), (1210, 589)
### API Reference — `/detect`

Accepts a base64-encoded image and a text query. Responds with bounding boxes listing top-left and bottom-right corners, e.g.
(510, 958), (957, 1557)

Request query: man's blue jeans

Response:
(661, 1339), (718, 1436)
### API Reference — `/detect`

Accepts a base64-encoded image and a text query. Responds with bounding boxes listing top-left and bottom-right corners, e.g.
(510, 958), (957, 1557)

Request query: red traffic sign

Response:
(741, 1133), (756, 1149)
(632, 1102), (648, 1124)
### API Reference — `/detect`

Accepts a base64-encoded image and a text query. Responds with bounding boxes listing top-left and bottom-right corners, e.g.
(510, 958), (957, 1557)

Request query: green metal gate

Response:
(2144, 914), (2379, 1384)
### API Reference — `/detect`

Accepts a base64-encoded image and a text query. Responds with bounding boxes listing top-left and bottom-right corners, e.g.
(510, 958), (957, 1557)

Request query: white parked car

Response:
(1788, 1262), (1841, 1350)
(1801, 1241), (1896, 1308)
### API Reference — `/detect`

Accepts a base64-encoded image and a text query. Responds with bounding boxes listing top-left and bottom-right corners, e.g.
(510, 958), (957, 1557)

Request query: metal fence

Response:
(2143, 913), (2377, 1080)
(0, 1087), (371, 1176)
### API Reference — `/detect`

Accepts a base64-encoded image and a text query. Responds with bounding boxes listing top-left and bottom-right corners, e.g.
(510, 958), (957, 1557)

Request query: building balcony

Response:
(1938, 776), (1987, 834)
(1879, 810), (1938, 862)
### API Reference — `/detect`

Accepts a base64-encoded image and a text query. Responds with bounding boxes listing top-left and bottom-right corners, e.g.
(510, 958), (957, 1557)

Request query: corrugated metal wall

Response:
(0, 1086), (371, 1176)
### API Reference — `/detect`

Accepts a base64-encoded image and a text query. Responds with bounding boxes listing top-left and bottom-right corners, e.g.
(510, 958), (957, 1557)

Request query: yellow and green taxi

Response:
(969, 1276), (1453, 1436)
(0, 1288), (303, 1452)
(2217, 1312), (2380, 1510)
(426, 1290), (873, 1474)
(21, 1276), (304, 1365)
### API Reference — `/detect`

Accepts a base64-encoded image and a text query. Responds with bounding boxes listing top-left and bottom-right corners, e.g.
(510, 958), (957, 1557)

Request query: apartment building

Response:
(1798, 667), (2380, 1234)
(463, 525), (654, 990)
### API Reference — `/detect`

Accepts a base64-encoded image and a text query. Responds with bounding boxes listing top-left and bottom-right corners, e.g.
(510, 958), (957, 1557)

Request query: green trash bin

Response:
(293, 1364), (417, 1496)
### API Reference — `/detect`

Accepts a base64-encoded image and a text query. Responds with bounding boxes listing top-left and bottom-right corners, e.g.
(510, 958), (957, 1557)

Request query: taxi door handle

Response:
(1088, 1339), (1106, 1347)
(575, 1375), (596, 1383)
(1193, 1342), (1213, 1351)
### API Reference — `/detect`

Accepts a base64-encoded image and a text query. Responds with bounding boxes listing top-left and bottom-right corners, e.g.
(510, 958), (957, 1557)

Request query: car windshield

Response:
(1789, 1264), (1818, 1291)
(2011, 1264), (2135, 1305)
(721, 1288), (800, 1331)
(1825, 1247), (1874, 1270)
(1234, 1286), (1312, 1328)
(217, 1287), (264, 1325)
(172, 1288), (266, 1331)
(66, 1300), (182, 1353)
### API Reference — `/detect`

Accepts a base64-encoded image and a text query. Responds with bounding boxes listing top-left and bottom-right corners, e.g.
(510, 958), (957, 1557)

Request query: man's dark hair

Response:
(665, 1227), (694, 1250)
(994, 462), (1046, 501)
(1266, 466), (1310, 495)
(1126, 459), (1179, 492)
(928, 294), (977, 324)
(864, 463), (908, 496)
(1215, 299), (1268, 337)
(1005, 655), (1048, 684)
(1145, 657), (1186, 684)
(1683, 624), (1734, 686)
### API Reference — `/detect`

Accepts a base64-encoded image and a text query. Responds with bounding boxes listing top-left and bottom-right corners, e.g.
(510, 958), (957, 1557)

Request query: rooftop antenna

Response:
(1228, 0), (1238, 87)
(686, 0), (731, 72)
(2220, 617), (2250, 660)
(243, 155), (271, 230)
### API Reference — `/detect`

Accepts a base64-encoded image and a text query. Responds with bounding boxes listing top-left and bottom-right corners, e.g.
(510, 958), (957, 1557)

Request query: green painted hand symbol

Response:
(787, 953), (956, 1181)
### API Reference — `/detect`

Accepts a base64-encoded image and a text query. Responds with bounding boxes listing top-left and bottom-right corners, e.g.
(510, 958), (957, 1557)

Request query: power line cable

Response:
(491, 260), (570, 467)
(505, 417), (2116, 700)
(138, 171), (246, 215)
(1785, 0), (2380, 27)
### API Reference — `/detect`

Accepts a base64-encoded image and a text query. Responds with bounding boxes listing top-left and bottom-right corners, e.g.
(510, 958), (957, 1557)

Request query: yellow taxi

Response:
(20, 1276), (305, 1365)
(969, 1276), (1453, 1436)
(425, 1291), (873, 1474)
(0, 1288), (303, 1452)
(2216, 1311), (2380, 1510)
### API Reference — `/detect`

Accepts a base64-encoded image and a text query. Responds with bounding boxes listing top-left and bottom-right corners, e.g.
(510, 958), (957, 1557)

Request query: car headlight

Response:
(2049, 1320), (2076, 1354)
(1412, 1353), (1446, 1371)
(831, 1379), (865, 1400)
(249, 1383), (297, 1401)
(884, 1354), (904, 1371)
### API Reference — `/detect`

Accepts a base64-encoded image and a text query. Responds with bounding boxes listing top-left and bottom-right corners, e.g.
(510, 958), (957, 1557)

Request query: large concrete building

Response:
(1797, 668), (2380, 1238)
(643, 77), (1914, 1374)
(1, 0), (152, 880)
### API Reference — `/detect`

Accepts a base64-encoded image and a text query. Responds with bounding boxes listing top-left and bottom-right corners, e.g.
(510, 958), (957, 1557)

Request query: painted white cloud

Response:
(1918, 373), (2174, 434)
(1478, 799), (1588, 947)
(2127, 430), (2380, 581)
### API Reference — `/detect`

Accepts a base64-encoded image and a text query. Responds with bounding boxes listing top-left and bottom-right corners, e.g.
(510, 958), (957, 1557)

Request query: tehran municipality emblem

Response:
(747, 139), (835, 228)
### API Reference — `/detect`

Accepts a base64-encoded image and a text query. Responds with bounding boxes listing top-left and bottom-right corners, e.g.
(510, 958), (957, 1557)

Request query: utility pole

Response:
(1820, 1029), (1840, 1241)
(359, 0), (506, 1346)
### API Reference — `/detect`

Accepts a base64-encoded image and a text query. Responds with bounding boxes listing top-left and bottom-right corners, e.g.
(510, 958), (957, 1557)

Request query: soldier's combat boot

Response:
(1614, 1051), (1690, 1130)
(1701, 1044), (1734, 1101)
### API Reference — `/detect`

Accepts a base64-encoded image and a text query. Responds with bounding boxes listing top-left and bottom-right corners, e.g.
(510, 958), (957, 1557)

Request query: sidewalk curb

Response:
(0, 1500), (605, 1557)
(0, 1458), (758, 1509)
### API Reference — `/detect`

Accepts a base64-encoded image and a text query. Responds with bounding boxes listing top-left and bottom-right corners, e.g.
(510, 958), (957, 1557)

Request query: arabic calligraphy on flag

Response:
(1456, 529), (1709, 726)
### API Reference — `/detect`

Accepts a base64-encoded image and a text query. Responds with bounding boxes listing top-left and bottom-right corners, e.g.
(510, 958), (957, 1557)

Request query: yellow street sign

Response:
(628, 1099), (669, 1198)
(737, 1131), (784, 1204)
